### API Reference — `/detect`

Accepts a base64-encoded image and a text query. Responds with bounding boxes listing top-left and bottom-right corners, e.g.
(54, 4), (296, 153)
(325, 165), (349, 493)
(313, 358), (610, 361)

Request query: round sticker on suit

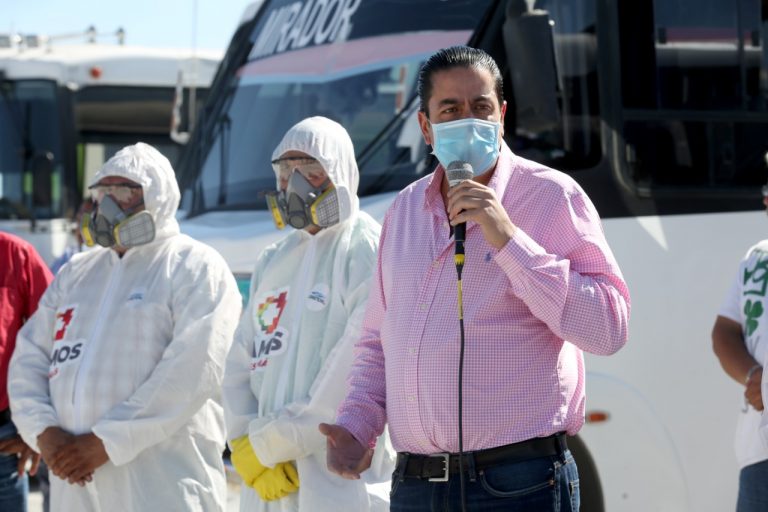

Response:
(306, 283), (330, 311)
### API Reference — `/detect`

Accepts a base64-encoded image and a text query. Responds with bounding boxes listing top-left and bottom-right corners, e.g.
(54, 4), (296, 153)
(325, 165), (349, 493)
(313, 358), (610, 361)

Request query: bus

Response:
(176, 1), (768, 510)
(0, 40), (220, 264)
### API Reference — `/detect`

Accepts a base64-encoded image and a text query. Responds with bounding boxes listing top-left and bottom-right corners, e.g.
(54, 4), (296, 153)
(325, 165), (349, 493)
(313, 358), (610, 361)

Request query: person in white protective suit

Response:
(222, 116), (395, 512)
(8, 142), (242, 512)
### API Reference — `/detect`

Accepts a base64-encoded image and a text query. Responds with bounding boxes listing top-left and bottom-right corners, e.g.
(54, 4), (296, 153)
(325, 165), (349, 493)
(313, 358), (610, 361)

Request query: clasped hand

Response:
(230, 435), (299, 501)
(318, 423), (373, 480)
(37, 427), (109, 486)
(745, 367), (764, 411)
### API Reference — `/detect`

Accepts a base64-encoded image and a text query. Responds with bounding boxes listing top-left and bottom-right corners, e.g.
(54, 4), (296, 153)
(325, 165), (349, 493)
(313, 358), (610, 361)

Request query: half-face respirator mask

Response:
(266, 170), (339, 230)
(80, 191), (156, 248)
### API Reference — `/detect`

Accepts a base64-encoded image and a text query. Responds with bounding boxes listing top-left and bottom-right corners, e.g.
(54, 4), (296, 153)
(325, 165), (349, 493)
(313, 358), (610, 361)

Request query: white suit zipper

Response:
(273, 235), (317, 409)
(72, 255), (124, 433)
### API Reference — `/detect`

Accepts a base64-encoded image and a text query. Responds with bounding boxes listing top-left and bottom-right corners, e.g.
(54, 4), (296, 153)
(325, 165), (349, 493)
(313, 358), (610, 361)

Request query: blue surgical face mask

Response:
(431, 118), (501, 174)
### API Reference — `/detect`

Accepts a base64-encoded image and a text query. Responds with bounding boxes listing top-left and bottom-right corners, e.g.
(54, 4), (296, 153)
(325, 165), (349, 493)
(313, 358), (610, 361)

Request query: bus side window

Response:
(653, 0), (763, 110)
(618, 0), (768, 192)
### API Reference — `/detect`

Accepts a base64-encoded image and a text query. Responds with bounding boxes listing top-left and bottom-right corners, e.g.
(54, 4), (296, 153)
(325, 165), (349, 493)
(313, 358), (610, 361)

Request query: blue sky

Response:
(4, 0), (253, 52)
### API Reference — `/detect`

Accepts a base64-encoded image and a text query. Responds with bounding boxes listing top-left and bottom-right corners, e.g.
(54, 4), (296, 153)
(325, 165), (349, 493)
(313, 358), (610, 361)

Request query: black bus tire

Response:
(569, 434), (605, 512)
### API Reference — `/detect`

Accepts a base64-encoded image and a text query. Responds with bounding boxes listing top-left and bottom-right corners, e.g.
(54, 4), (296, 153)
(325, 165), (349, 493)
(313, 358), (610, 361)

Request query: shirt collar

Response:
(488, 141), (515, 201)
(424, 164), (445, 214)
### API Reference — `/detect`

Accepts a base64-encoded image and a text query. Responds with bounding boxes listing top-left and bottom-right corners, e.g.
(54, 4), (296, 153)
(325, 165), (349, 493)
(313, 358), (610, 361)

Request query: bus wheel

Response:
(569, 434), (604, 512)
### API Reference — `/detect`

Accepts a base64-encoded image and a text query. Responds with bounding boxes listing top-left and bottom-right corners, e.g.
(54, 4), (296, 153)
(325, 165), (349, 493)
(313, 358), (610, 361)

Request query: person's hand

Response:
(37, 426), (75, 467)
(318, 423), (373, 479)
(0, 435), (41, 476)
(252, 462), (299, 501)
(229, 435), (268, 486)
(745, 366), (764, 411)
(446, 180), (517, 249)
(37, 427), (93, 486)
(47, 433), (107, 486)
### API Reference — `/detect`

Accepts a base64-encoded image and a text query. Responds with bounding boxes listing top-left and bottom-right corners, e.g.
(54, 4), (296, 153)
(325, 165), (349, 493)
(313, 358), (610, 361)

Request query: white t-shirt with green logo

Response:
(720, 239), (768, 469)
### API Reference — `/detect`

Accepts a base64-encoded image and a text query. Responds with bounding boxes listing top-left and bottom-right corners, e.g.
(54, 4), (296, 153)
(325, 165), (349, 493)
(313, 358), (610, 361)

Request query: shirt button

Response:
(420, 304), (428, 311)
(407, 396), (416, 402)
(409, 348), (416, 355)
(432, 261), (440, 268)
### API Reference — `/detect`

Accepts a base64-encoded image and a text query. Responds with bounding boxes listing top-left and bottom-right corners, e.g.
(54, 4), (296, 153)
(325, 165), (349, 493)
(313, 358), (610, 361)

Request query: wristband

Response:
(745, 364), (762, 385)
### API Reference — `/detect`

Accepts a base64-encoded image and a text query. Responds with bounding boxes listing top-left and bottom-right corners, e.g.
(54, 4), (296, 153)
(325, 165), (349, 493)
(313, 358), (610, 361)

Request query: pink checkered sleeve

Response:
(496, 191), (630, 355)
(336, 210), (390, 447)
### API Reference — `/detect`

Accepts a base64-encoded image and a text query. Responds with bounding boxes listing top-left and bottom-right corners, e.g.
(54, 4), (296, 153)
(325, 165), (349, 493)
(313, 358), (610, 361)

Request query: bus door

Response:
(0, 78), (77, 262)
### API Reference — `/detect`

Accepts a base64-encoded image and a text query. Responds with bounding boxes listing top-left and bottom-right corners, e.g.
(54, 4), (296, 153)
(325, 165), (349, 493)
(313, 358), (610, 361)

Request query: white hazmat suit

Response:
(9, 143), (242, 511)
(223, 117), (394, 512)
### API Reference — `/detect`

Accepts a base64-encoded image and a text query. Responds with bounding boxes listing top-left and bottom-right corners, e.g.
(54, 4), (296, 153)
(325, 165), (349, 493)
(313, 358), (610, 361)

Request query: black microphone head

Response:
(446, 160), (474, 187)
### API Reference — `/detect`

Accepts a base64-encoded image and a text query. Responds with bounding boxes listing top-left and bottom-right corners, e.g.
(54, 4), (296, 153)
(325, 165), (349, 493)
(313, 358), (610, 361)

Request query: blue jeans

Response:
(0, 421), (28, 512)
(390, 449), (579, 511)
(738, 459), (768, 512)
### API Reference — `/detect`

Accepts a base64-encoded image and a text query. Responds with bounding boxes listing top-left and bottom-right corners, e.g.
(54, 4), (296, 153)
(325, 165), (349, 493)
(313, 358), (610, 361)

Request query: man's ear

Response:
(499, 100), (508, 139)
(418, 111), (433, 146)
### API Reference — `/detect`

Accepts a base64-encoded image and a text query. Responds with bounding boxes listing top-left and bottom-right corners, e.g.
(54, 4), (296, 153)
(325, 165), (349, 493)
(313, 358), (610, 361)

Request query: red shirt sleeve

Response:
(21, 245), (54, 321)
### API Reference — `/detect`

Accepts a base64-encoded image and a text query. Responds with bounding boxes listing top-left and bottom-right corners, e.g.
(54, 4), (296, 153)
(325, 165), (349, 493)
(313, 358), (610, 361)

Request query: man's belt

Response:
(396, 433), (567, 482)
(0, 408), (10, 427)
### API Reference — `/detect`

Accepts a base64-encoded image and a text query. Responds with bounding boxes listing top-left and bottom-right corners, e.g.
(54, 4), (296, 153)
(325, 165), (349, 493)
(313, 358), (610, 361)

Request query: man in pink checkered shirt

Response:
(320, 46), (631, 511)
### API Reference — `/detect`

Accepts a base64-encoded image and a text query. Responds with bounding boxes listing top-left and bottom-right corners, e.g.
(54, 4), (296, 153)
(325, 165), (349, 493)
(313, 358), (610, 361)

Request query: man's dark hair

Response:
(417, 46), (504, 117)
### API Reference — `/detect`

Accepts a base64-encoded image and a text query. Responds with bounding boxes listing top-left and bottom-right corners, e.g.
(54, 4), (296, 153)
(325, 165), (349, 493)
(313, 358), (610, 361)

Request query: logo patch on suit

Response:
(306, 283), (330, 311)
(250, 328), (289, 372)
(48, 339), (84, 379)
(127, 289), (145, 302)
(251, 287), (290, 371)
(255, 289), (289, 335)
(53, 306), (77, 341)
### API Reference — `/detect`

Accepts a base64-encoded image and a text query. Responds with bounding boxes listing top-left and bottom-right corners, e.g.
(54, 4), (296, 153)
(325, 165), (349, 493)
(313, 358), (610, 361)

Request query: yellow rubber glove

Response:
(252, 461), (300, 501)
(229, 435), (267, 486)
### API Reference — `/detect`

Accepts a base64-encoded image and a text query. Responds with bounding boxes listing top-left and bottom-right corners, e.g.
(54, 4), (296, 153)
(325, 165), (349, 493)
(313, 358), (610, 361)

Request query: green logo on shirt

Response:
(744, 299), (764, 337)
(743, 251), (768, 296)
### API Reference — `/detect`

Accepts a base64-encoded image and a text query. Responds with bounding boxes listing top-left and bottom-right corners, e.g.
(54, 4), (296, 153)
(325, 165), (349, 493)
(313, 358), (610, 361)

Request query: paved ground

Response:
(27, 477), (242, 511)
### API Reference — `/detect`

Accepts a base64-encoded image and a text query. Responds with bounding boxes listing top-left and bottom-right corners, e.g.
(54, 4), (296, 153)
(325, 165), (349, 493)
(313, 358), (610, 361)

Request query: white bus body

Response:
(0, 42), (221, 264)
(177, 1), (768, 510)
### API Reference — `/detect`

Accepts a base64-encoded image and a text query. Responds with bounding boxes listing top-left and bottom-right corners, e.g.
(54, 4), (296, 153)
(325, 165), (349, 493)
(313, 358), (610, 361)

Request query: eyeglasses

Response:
(271, 157), (327, 183)
(89, 183), (143, 203)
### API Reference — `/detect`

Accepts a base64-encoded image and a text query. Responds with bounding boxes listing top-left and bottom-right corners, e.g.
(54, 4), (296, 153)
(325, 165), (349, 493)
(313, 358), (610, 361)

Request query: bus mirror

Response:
(171, 70), (191, 145)
(502, 2), (561, 135)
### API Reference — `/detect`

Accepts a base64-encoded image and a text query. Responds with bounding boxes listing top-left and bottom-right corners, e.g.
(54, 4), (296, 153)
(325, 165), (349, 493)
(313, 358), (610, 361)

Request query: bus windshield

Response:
(0, 79), (67, 220)
(183, 0), (492, 215)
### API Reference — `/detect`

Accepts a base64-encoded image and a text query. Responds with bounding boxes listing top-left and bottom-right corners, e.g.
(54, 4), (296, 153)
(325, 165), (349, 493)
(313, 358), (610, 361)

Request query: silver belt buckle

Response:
(427, 453), (450, 482)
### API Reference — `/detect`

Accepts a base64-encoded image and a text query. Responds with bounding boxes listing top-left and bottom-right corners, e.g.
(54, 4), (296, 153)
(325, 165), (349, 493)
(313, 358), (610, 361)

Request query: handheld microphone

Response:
(446, 161), (474, 245)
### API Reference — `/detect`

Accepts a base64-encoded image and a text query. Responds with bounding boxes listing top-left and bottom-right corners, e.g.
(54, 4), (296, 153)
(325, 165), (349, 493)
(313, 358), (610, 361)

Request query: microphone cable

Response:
(454, 232), (468, 512)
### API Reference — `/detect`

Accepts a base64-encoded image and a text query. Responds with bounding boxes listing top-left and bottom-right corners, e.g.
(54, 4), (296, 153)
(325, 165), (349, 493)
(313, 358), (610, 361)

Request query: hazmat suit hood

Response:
(271, 116), (359, 223)
(90, 142), (181, 241)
